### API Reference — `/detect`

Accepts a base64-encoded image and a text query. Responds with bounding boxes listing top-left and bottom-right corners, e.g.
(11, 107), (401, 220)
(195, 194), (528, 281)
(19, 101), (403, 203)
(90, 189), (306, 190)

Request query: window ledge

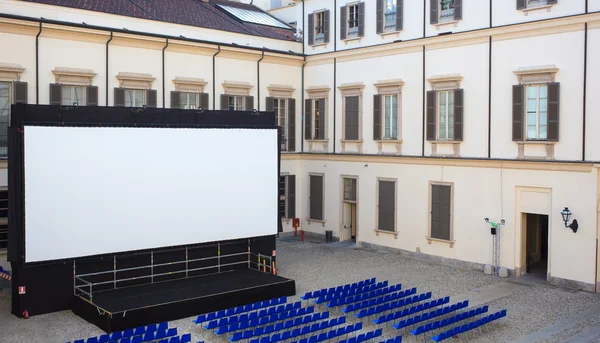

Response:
(431, 141), (461, 158)
(433, 20), (459, 29)
(343, 36), (362, 44)
(516, 140), (557, 145)
(311, 42), (328, 49)
(341, 140), (364, 154)
(307, 139), (329, 143)
(427, 237), (455, 247)
(521, 4), (553, 15)
(307, 218), (326, 227)
(375, 139), (403, 143)
(379, 30), (401, 37)
(431, 140), (462, 144)
(375, 229), (398, 239)
(341, 139), (364, 143)
(516, 140), (556, 160)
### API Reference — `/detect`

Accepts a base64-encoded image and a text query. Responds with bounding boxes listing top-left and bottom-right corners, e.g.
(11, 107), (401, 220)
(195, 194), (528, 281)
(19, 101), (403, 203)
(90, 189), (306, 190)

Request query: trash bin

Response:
(325, 230), (333, 242)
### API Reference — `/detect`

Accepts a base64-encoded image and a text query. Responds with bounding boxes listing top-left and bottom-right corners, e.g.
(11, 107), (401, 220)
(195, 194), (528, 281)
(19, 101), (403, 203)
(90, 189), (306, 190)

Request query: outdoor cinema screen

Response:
(23, 126), (278, 263)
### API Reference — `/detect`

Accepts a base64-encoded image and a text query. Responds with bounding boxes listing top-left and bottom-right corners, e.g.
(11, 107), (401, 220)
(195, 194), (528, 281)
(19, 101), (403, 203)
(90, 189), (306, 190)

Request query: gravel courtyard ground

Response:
(1, 236), (600, 343)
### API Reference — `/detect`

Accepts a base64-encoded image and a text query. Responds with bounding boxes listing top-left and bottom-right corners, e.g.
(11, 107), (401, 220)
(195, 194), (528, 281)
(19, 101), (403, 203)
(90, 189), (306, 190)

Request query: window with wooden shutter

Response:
(454, 0), (462, 20)
(430, 184), (452, 242)
(146, 89), (157, 108)
(287, 175), (296, 219)
(376, 0), (384, 34)
(426, 90), (436, 141)
(50, 84), (62, 105)
(288, 98), (296, 151)
(13, 81), (27, 104)
(171, 91), (181, 109)
(344, 96), (359, 140)
(547, 82), (559, 141)
(245, 96), (254, 111)
(308, 13), (315, 46)
(316, 99), (326, 140)
(323, 10), (330, 43)
(358, 2), (365, 37)
(516, 0), (526, 9)
(220, 94), (229, 110)
(273, 98), (288, 151)
(430, 0), (439, 24)
(377, 179), (396, 232)
(86, 86), (98, 106)
(114, 88), (126, 107)
(0, 82), (11, 158)
(453, 89), (463, 141)
(512, 85), (524, 141)
(396, 0), (403, 31)
(309, 174), (324, 221)
(305, 99), (312, 140)
(199, 93), (209, 109)
(340, 5), (347, 40)
(373, 94), (382, 140)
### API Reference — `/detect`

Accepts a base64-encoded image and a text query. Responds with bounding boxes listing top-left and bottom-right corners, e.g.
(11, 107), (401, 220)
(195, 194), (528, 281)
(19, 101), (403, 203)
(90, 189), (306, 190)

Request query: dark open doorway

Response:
(525, 213), (549, 278)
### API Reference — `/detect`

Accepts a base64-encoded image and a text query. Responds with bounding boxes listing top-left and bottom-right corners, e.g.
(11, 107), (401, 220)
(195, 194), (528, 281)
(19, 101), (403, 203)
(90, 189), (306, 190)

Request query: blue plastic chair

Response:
(111, 332), (122, 340)
(87, 338), (98, 343)
(180, 333), (191, 343)
(166, 328), (177, 337)
(131, 336), (142, 343)
(99, 335), (110, 343)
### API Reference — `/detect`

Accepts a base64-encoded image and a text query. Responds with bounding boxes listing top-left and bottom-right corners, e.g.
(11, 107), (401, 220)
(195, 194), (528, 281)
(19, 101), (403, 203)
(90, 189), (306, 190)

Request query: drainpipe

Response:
(301, 56), (306, 152)
(212, 45), (221, 110)
(106, 32), (113, 107)
(162, 38), (169, 108)
(333, 57), (336, 153)
(334, 0), (337, 52)
(35, 21), (42, 104)
(257, 50), (265, 111)
(582, 23), (588, 161)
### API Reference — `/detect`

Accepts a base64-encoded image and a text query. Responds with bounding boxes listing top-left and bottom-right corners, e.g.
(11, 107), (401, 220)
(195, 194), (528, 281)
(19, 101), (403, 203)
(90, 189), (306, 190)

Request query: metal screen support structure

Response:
(218, 243), (221, 273)
(151, 251), (154, 283)
(73, 261), (76, 296)
(247, 239), (251, 268)
(485, 218), (505, 276)
(113, 255), (117, 289)
(185, 247), (189, 278)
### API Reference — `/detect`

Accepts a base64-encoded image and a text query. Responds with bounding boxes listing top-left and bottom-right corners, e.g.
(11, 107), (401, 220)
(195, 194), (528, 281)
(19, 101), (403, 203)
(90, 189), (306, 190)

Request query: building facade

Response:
(1, 0), (600, 292)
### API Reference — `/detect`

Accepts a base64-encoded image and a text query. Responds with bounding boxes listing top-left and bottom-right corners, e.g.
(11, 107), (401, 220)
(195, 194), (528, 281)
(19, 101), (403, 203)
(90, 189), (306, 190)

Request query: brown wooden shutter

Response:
(199, 93), (209, 109)
(378, 180), (395, 232)
(170, 91), (180, 109)
(86, 86), (98, 106)
(324, 10), (330, 43)
(245, 96), (254, 111)
(426, 90), (437, 141)
(287, 175), (296, 219)
(265, 97), (275, 112)
(512, 85), (524, 141)
(516, 0), (526, 9)
(376, 0), (383, 34)
(114, 88), (125, 107)
(305, 99), (312, 140)
(397, 0), (404, 31)
(309, 175), (323, 221)
(220, 94), (229, 110)
(340, 6), (347, 40)
(50, 84), (62, 105)
(345, 96), (359, 140)
(454, 0), (462, 20)
(453, 89), (463, 141)
(308, 13), (315, 45)
(430, 0), (438, 24)
(146, 89), (157, 108)
(288, 98), (296, 151)
(547, 82), (560, 142)
(317, 99), (326, 140)
(431, 185), (451, 241)
(373, 94), (382, 140)
(358, 2), (365, 37)
(13, 81), (27, 104)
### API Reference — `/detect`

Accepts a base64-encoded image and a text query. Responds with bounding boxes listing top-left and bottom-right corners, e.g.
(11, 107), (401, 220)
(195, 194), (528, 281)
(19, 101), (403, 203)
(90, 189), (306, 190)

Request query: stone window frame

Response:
(374, 79), (404, 155)
(427, 73), (463, 157)
(338, 82), (365, 154)
(305, 85), (331, 152)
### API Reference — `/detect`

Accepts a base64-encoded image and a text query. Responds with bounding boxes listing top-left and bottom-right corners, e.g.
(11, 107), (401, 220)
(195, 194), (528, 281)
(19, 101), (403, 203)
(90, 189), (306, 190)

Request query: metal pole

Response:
(218, 243), (221, 273)
(248, 239), (251, 268)
(151, 251), (154, 283)
(186, 247), (189, 278)
(73, 261), (76, 296)
(113, 255), (117, 289)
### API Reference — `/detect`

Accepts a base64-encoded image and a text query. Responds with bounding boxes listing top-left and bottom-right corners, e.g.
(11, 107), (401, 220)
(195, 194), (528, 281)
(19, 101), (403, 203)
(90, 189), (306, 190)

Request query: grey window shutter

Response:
(199, 93), (209, 109)
(358, 2), (365, 37)
(426, 90), (437, 141)
(373, 94), (381, 140)
(170, 91), (180, 109)
(114, 88), (125, 107)
(516, 0), (526, 9)
(245, 96), (254, 111)
(317, 99), (326, 140)
(220, 94), (229, 110)
(86, 86), (98, 106)
(13, 81), (27, 104)
(547, 82), (560, 142)
(309, 175), (323, 221)
(287, 175), (296, 219)
(454, 0), (462, 20)
(512, 85), (524, 141)
(376, 0), (383, 34)
(50, 84), (62, 105)
(266, 97), (275, 112)
(345, 96), (359, 140)
(288, 98), (296, 151)
(305, 99), (312, 140)
(340, 6), (347, 40)
(396, 0), (404, 30)
(378, 180), (395, 232)
(308, 13), (315, 45)
(430, 0), (438, 24)
(324, 10), (330, 43)
(146, 89), (157, 108)
(431, 185), (451, 241)
(454, 89), (463, 141)
(547, 0), (557, 4)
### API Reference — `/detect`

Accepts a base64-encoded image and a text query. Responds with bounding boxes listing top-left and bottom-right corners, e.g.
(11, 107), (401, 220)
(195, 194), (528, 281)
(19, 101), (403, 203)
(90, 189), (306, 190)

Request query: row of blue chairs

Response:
(195, 301), (301, 327)
(375, 297), (457, 326)
(411, 305), (488, 336)
(313, 281), (391, 305)
(67, 322), (170, 343)
(226, 311), (331, 340)
(397, 302), (476, 332)
(431, 309), (507, 342)
(72, 333), (190, 343)
(287, 322), (365, 343)
(337, 328), (383, 343)
(206, 304), (308, 332)
(355, 292), (434, 319)
(193, 297), (288, 325)
(248, 315), (348, 343)
(379, 337), (402, 343)
(341, 287), (418, 313)
(300, 278), (377, 301)
(324, 282), (400, 307)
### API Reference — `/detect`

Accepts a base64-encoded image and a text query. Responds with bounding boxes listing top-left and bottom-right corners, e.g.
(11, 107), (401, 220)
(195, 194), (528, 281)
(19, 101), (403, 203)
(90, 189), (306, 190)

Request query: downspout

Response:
(421, 45), (425, 156)
(35, 21), (42, 105)
(334, 0), (337, 52)
(302, 0), (305, 56)
(333, 58), (337, 153)
(162, 38), (169, 108)
(301, 57), (306, 152)
(212, 45), (221, 110)
(257, 50), (265, 111)
(583, 23), (588, 161)
(106, 32), (113, 107)
(488, 36), (492, 158)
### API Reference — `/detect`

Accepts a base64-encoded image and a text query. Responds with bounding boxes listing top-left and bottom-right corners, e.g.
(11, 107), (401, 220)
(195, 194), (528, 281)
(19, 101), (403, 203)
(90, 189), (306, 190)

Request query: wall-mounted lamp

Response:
(560, 207), (579, 233)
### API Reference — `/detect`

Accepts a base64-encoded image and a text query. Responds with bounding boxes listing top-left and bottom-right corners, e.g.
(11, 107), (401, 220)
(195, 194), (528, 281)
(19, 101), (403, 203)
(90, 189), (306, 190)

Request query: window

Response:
(526, 85), (548, 140)
(384, 0), (397, 31)
(305, 98), (326, 140)
(0, 83), (10, 159)
(438, 90), (454, 140)
(309, 174), (324, 221)
(180, 92), (199, 110)
(279, 175), (295, 219)
(430, 183), (452, 242)
(275, 98), (288, 150)
(527, 0), (550, 7)
(440, 0), (455, 21)
(61, 85), (85, 106)
(347, 4), (359, 37)
(315, 11), (325, 44)
(384, 95), (398, 140)
(229, 96), (245, 111)
(377, 179), (395, 232)
(344, 96), (359, 141)
(430, 0), (461, 24)
(343, 178), (357, 202)
(125, 89), (145, 107)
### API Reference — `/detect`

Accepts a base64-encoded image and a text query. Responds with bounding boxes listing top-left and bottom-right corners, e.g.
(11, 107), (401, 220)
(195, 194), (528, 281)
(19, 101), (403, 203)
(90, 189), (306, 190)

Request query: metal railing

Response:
(384, 12), (397, 30)
(440, 8), (455, 20)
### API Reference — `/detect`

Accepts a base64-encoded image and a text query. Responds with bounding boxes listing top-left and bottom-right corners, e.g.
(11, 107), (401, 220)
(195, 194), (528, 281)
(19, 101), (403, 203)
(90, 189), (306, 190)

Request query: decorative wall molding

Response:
(306, 85), (331, 99)
(52, 67), (96, 86)
(173, 77), (207, 92)
(116, 72), (156, 89)
(431, 141), (461, 158)
(222, 80), (253, 96)
(516, 140), (557, 161)
(337, 82), (365, 97)
(0, 63), (25, 82)
(374, 79), (405, 94)
(514, 65), (559, 84)
(428, 74), (463, 90)
(267, 84), (295, 98)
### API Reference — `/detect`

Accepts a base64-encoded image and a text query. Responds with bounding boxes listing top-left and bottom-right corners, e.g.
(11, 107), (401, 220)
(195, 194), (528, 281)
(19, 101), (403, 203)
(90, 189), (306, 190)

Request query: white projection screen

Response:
(23, 126), (278, 263)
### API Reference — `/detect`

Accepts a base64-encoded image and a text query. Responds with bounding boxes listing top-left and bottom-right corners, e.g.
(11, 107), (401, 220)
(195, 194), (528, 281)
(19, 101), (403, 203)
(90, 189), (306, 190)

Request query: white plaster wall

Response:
(215, 57), (258, 110)
(269, 3), (302, 29)
(585, 28), (600, 161)
(0, 0), (302, 54)
(590, 0), (600, 12)
(491, 30), (585, 161)
(0, 32), (36, 104)
(425, 43), (490, 158)
(164, 50), (213, 109)
(38, 36), (106, 105)
(108, 44), (162, 107)
(425, 0), (490, 37)
(492, 0), (586, 27)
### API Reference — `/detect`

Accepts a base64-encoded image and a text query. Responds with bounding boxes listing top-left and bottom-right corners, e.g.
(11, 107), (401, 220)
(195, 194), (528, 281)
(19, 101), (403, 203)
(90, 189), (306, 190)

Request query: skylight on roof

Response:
(217, 4), (293, 30)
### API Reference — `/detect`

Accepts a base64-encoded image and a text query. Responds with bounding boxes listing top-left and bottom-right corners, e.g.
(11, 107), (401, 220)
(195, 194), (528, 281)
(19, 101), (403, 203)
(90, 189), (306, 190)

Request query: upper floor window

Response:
(517, 0), (557, 10)
(438, 90), (455, 140)
(125, 89), (145, 107)
(229, 95), (245, 111)
(430, 0), (462, 25)
(51, 84), (99, 107)
(426, 85), (464, 143)
(348, 4), (359, 37)
(171, 91), (209, 110)
(526, 85), (548, 140)
(305, 98), (326, 140)
(275, 98), (288, 150)
(308, 10), (330, 46)
(440, 0), (455, 21)
(383, 95), (398, 140)
(341, 2), (364, 40)
(180, 92), (199, 110)
(0, 83), (11, 158)
(385, 0), (397, 31)
(315, 11), (325, 43)
(61, 85), (85, 106)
